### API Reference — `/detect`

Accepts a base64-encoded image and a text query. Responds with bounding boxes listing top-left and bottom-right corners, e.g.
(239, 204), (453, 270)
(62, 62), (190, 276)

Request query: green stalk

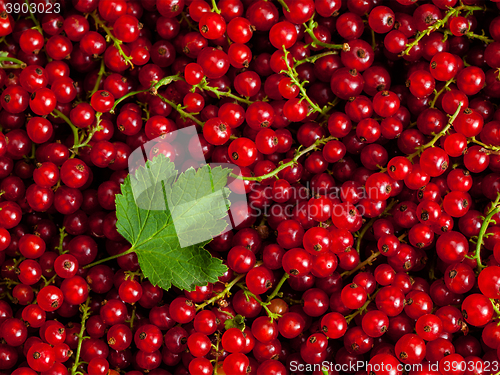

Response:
(24, 0), (44, 34)
(70, 298), (91, 375)
(281, 47), (329, 117)
(52, 109), (79, 147)
(211, 0), (221, 13)
(277, 0), (290, 12)
(195, 78), (253, 105)
(354, 199), (397, 254)
(0, 56), (27, 69)
(266, 273), (290, 302)
(345, 289), (380, 324)
(238, 284), (281, 321)
(157, 93), (205, 128)
(492, 298), (500, 317)
(294, 50), (338, 66)
(342, 251), (380, 278)
(429, 78), (455, 108)
(196, 273), (247, 311)
(469, 137), (500, 152)
(232, 135), (335, 181)
(90, 10), (134, 68)
(407, 102), (463, 161)
(467, 193), (500, 272)
(303, 18), (348, 51)
(83, 247), (136, 269)
(89, 59), (106, 98)
(402, 4), (485, 55)
(466, 31), (494, 44)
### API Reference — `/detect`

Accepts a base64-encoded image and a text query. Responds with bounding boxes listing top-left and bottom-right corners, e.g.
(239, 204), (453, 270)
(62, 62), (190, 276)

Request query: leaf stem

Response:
(231, 136), (335, 181)
(407, 102), (463, 161)
(83, 247), (136, 269)
(70, 297), (91, 375)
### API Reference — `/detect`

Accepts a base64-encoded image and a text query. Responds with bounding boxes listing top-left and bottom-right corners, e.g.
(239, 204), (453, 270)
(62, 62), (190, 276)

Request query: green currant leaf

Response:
(115, 154), (230, 291)
(224, 314), (246, 331)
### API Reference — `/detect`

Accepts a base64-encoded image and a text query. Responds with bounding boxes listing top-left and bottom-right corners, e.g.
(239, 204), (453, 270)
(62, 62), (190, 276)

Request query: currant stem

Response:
(491, 298), (500, 317)
(231, 135), (335, 181)
(266, 273), (290, 302)
(72, 120), (102, 152)
(237, 284), (281, 322)
(196, 274), (246, 311)
(407, 102), (463, 161)
(157, 93), (205, 127)
(195, 261), (263, 311)
(110, 91), (144, 115)
(294, 50), (338, 66)
(468, 193), (500, 272)
(180, 12), (197, 31)
(89, 58), (106, 98)
(371, 28), (376, 51)
(89, 10), (134, 68)
(303, 18), (348, 51)
(429, 78), (455, 108)
(194, 78), (254, 105)
(127, 305), (137, 330)
(281, 47), (328, 116)
(342, 251), (381, 278)
(277, 0), (290, 12)
(469, 137), (500, 152)
(402, 4), (485, 56)
(52, 109), (79, 148)
(345, 288), (380, 324)
(0, 56), (27, 69)
(70, 297), (92, 375)
(24, 0), (44, 34)
(211, 0), (221, 13)
(82, 247), (136, 269)
(43, 273), (58, 287)
(466, 31), (494, 44)
(354, 199), (397, 254)
(56, 227), (67, 255)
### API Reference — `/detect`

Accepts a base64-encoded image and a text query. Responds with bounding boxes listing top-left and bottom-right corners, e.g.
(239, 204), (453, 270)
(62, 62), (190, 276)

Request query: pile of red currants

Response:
(1, 0), (500, 374)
